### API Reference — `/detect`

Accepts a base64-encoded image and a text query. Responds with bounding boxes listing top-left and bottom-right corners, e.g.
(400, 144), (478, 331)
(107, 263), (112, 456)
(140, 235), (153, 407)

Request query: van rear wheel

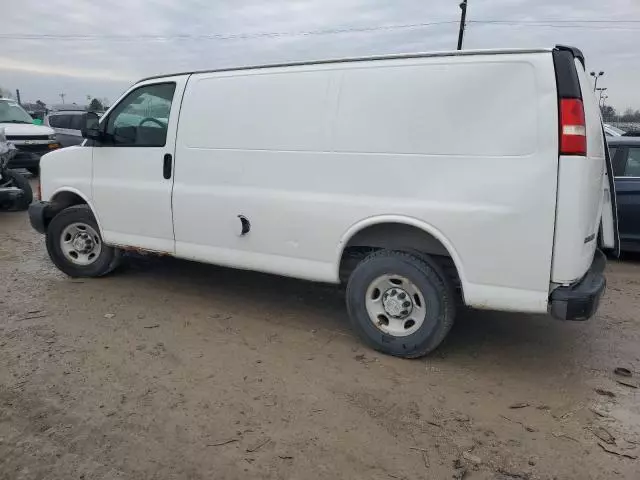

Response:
(346, 250), (455, 358)
(46, 205), (121, 278)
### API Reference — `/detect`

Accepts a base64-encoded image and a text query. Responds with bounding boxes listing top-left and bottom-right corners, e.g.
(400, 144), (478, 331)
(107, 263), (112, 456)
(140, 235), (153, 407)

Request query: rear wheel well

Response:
(339, 223), (462, 296)
(44, 191), (88, 230)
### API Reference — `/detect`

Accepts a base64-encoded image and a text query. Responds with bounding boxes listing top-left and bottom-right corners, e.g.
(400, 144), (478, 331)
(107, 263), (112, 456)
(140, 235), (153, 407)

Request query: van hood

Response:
(0, 123), (55, 137)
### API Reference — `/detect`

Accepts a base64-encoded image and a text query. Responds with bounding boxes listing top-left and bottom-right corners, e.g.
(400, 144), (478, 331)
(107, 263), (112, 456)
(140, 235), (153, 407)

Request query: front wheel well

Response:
(339, 223), (462, 297)
(43, 191), (88, 230)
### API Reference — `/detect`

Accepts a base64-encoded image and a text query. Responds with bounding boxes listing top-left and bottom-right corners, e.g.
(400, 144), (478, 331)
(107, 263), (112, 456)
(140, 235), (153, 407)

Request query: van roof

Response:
(137, 47), (556, 83)
(608, 136), (640, 146)
(49, 110), (86, 115)
(49, 104), (86, 112)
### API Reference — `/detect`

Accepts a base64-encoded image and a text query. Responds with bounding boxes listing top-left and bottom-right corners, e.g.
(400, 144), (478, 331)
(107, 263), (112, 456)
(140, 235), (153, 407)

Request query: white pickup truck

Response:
(29, 45), (618, 357)
(0, 98), (60, 175)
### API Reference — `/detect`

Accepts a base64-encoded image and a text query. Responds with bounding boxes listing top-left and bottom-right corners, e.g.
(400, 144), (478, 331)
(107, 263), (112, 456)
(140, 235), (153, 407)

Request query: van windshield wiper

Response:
(0, 120), (34, 124)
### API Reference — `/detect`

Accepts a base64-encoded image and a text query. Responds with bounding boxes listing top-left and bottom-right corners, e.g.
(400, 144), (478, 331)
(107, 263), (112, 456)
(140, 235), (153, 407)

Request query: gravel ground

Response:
(1, 196), (639, 479)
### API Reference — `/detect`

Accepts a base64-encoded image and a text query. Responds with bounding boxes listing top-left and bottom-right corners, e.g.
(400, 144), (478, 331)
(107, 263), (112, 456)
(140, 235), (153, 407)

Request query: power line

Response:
(469, 21), (640, 30)
(475, 19), (640, 23)
(0, 21), (459, 42)
(1, 18), (639, 42)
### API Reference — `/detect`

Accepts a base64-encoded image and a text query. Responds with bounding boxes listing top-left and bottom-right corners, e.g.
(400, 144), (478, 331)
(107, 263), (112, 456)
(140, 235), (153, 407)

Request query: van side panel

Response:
(551, 59), (606, 284)
(173, 53), (559, 313)
(334, 62), (538, 156)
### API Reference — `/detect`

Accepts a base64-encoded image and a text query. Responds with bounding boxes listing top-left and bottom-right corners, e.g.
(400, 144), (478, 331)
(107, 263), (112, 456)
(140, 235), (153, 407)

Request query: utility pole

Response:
(457, 0), (468, 50)
(59, 93), (66, 104)
(15, 89), (21, 104)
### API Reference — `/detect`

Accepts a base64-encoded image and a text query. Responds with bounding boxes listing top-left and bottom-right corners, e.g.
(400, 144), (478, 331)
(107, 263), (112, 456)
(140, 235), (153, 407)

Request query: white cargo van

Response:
(29, 45), (618, 357)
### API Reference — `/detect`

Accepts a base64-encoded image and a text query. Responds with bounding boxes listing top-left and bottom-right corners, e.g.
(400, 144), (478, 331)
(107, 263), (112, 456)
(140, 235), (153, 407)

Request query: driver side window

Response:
(105, 83), (176, 147)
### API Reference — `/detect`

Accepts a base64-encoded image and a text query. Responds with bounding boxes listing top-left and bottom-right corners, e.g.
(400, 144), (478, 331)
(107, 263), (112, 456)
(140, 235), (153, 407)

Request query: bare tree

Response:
(0, 86), (14, 99)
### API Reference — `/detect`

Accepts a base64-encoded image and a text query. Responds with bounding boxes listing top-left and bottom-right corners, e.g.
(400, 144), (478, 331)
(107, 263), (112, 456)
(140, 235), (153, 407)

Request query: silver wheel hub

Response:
(60, 222), (102, 266)
(365, 275), (427, 337)
(382, 288), (413, 318)
(72, 232), (93, 253)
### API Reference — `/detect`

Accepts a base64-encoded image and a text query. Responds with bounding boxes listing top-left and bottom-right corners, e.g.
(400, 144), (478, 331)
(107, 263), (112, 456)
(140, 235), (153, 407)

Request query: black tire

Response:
(27, 167), (40, 177)
(1, 169), (33, 211)
(346, 250), (456, 358)
(46, 205), (121, 277)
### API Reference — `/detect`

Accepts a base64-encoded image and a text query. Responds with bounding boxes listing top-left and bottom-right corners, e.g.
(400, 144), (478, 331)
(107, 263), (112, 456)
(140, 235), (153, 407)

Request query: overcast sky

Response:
(2, 0), (639, 111)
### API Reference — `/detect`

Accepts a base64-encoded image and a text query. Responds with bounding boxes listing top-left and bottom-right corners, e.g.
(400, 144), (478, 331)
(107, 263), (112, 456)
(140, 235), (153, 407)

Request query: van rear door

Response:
(571, 55), (619, 257)
(599, 129), (620, 255)
(551, 46), (618, 285)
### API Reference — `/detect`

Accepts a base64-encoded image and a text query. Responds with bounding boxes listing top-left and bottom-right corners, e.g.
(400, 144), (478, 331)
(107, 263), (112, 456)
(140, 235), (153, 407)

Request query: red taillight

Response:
(560, 98), (586, 156)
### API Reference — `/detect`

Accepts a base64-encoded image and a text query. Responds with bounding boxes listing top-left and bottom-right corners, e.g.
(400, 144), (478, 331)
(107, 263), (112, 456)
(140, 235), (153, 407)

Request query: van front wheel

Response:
(346, 250), (455, 358)
(46, 205), (121, 278)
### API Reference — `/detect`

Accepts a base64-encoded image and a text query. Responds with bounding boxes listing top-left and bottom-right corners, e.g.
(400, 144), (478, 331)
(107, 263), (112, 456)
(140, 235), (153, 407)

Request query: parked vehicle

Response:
(0, 98), (60, 176)
(622, 129), (640, 137)
(45, 109), (90, 147)
(29, 45), (617, 357)
(604, 123), (625, 137)
(608, 137), (640, 252)
(0, 128), (33, 211)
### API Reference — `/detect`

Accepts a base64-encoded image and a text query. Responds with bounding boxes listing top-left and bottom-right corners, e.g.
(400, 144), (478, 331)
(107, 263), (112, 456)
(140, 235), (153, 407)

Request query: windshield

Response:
(0, 99), (34, 124)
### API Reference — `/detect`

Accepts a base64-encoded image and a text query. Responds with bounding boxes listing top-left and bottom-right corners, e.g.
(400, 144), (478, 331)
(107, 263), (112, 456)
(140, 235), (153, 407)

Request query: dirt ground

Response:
(1, 194), (640, 479)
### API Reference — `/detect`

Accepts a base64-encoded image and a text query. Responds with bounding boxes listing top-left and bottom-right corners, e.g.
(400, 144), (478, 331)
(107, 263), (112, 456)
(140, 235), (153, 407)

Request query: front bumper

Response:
(9, 150), (46, 168)
(550, 250), (606, 321)
(28, 201), (49, 234)
(0, 187), (23, 202)
(8, 144), (60, 168)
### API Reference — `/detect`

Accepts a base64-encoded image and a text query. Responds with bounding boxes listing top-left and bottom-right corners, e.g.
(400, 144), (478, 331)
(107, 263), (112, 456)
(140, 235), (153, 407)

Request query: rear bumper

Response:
(28, 201), (49, 234)
(550, 250), (606, 321)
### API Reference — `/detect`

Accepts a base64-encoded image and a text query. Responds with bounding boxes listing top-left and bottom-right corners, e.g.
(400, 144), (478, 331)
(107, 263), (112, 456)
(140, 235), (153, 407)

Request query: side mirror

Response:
(81, 112), (102, 140)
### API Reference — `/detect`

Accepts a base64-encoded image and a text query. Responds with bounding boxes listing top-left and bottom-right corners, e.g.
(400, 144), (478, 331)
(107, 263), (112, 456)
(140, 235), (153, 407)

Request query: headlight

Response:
(48, 134), (57, 141)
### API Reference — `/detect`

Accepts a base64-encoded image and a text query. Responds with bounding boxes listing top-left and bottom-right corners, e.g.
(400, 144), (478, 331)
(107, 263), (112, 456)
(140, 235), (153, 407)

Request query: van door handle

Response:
(163, 153), (172, 179)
